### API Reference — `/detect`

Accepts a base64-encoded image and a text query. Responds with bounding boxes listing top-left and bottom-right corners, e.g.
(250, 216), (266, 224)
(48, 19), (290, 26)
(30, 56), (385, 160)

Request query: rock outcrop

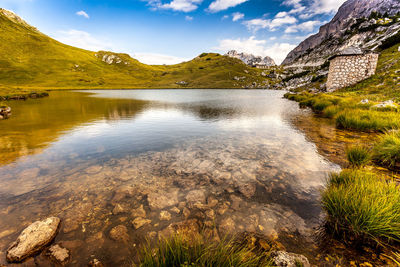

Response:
(226, 50), (276, 67)
(282, 0), (400, 67)
(6, 217), (60, 262)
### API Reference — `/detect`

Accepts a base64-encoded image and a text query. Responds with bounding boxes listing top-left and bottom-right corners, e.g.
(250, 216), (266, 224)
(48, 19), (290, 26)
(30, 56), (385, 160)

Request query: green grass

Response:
(373, 131), (400, 169)
(336, 110), (400, 132)
(346, 145), (371, 167)
(322, 169), (400, 245)
(136, 234), (272, 267)
(0, 9), (269, 94)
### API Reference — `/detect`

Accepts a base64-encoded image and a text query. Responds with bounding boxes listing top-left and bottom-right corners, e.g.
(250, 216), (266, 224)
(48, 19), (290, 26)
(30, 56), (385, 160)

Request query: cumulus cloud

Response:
(244, 13), (297, 32)
(232, 12), (244, 22)
(208, 0), (248, 12)
(310, 0), (347, 14)
(132, 52), (189, 65)
(145, 0), (202, 12)
(214, 36), (296, 64)
(76, 10), (89, 19)
(284, 20), (322, 33)
(185, 15), (193, 21)
(52, 30), (112, 52)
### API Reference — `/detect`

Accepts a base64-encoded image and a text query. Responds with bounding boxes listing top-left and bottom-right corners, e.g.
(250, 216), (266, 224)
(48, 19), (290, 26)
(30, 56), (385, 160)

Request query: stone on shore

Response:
(6, 217), (61, 262)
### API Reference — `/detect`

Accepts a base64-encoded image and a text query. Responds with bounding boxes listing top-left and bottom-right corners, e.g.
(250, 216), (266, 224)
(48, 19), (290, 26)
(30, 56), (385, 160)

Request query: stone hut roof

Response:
(329, 46), (374, 60)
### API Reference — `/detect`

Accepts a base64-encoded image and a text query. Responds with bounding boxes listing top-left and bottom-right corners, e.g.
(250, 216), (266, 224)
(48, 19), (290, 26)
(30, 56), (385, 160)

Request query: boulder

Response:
(271, 251), (310, 267)
(6, 217), (60, 262)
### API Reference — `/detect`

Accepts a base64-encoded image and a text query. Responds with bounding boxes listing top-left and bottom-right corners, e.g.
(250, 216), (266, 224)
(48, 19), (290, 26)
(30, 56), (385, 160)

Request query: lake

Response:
(0, 90), (339, 265)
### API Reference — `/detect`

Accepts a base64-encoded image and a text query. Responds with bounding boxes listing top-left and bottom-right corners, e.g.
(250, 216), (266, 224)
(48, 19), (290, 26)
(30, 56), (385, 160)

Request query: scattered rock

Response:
(159, 211), (172, 221)
(218, 217), (235, 234)
(132, 217), (151, 229)
(271, 251), (310, 267)
(158, 219), (200, 240)
(6, 217), (60, 262)
(131, 204), (146, 218)
(109, 225), (130, 243)
(0, 106), (11, 120)
(147, 190), (179, 210)
(47, 244), (70, 263)
(360, 99), (369, 104)
(89, 258), (104, 267)
(170, 207), (180, 214)
(185, 189), (206, 204)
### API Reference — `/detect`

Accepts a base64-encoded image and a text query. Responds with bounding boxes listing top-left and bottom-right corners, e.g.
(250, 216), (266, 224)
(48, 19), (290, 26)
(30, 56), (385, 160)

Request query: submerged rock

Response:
(89, 258), (104, 267)
(109, 225), (130, 243)
(47, 244), (70, 263)
(147, 190), (179, 210)
(6, 217), (60, 262)
(132, 217), (151, 229)
(271, 251), (310, 267)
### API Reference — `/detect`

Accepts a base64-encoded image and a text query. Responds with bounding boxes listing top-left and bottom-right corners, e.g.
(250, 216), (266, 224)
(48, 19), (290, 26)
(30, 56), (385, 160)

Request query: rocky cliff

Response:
(226, 50), (276, 67)
(282, 0), (400, 67)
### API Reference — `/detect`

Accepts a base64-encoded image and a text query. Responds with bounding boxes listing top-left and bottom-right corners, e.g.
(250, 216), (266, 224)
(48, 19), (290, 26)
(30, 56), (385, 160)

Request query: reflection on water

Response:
(0, 90), (339, 266)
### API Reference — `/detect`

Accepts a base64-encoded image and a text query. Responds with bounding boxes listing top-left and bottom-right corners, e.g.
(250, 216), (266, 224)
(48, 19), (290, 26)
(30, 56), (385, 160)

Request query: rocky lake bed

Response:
(0, 90), (342, 266)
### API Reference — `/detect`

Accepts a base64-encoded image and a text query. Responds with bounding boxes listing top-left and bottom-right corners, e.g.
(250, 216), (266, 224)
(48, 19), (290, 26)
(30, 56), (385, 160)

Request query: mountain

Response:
(226, 50), (276, 67)
(282, 0), (400, 67)
(0, 8), (267, 91)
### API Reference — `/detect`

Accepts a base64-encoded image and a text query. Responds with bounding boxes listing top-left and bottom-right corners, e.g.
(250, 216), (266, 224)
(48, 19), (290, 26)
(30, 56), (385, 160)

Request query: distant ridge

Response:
(0, 8), (267, 90)
(226, 50), (276, 67)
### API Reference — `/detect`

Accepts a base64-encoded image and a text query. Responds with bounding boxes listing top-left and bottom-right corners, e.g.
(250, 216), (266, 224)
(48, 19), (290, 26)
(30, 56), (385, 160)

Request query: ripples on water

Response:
(0, 90), (339, 265)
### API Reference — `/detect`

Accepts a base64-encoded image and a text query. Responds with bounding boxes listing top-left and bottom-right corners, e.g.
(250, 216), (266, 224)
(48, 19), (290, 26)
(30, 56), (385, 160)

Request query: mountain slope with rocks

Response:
(226, 50), (276, 67)
(282, 0), (400, 67)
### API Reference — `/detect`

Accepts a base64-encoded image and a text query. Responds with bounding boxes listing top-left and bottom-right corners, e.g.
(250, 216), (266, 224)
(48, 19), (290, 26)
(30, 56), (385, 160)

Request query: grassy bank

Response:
(135, 234), (272, 267)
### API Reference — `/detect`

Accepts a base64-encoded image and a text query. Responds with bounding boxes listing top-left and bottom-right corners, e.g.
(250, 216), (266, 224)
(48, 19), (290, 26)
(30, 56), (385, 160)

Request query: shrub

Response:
(322, 170), (400, 244)
(312, 100), (332, 112)
(136, 234), (272, 267)
(346, 145), (371, 167)
(379, 32), (400, 50)
(373, 131), (400, 169)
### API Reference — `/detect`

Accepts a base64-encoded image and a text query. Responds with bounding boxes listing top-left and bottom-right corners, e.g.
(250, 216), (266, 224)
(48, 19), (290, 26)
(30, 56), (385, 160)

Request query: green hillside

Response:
(0, 8), (267, 95)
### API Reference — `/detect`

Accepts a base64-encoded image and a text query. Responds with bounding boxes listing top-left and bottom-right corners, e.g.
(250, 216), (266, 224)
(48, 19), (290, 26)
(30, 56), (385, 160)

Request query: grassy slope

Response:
(0, 9), (266, 94)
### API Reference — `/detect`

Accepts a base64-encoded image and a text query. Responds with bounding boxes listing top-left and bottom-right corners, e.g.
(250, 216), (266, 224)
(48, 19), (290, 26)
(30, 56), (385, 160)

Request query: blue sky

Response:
(0, 0), (346, 64)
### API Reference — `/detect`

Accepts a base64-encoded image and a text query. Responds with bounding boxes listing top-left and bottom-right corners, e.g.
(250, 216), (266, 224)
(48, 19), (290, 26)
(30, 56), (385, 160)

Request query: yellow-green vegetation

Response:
(322, 169), (400, 245)
(0, 9), (267, 96)
(136, 234), (272, 267)
(373, 131), (400, 169)
(346, 145), (371, 168)
(285, 44), (400, 132)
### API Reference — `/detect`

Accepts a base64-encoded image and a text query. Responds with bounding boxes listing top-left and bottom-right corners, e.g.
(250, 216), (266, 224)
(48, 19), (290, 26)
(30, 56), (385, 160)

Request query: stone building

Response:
(326, 47), (379, 91)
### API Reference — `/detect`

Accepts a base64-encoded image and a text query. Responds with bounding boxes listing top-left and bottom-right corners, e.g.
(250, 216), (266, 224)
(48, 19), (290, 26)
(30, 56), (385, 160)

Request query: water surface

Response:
(0, 90), (339, 265)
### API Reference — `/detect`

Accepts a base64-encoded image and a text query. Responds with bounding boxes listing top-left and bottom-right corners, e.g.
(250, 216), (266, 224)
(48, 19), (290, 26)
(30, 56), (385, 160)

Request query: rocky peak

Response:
(226, 50), (276, 67)
(282, 0), (400, 66)
(0, 8), (37, 30)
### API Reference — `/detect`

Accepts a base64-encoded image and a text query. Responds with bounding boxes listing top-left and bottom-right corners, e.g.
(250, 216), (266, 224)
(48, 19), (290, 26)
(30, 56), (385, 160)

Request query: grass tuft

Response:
(373, 131), (400, 169)
(322, 169), (400, 245)
(346, 145), (371, 167)
(136, 234), (272, 267)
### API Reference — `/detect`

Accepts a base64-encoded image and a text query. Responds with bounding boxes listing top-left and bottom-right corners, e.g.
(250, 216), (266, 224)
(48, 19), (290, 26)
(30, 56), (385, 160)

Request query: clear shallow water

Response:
(0, 90), (339, 265)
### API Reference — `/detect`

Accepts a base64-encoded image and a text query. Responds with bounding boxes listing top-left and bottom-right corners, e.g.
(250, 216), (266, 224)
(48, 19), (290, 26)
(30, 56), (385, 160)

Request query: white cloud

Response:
(284, 20), (322, 33)
(232, 12), (244, 22)
(145, 0), (202, 12)
(132, 52), (189, 65)
(185, 15), (193, 21)
(222, 15), (229, 20)
(214, 36), (296, 64)
(244, 13), (297, 32)
(76, 10), (89, 19)
(52, 30), (112, 52)
(309, 0), (347, 14)
(208, 0), (248, 12)
(283, 0), (305, 14)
